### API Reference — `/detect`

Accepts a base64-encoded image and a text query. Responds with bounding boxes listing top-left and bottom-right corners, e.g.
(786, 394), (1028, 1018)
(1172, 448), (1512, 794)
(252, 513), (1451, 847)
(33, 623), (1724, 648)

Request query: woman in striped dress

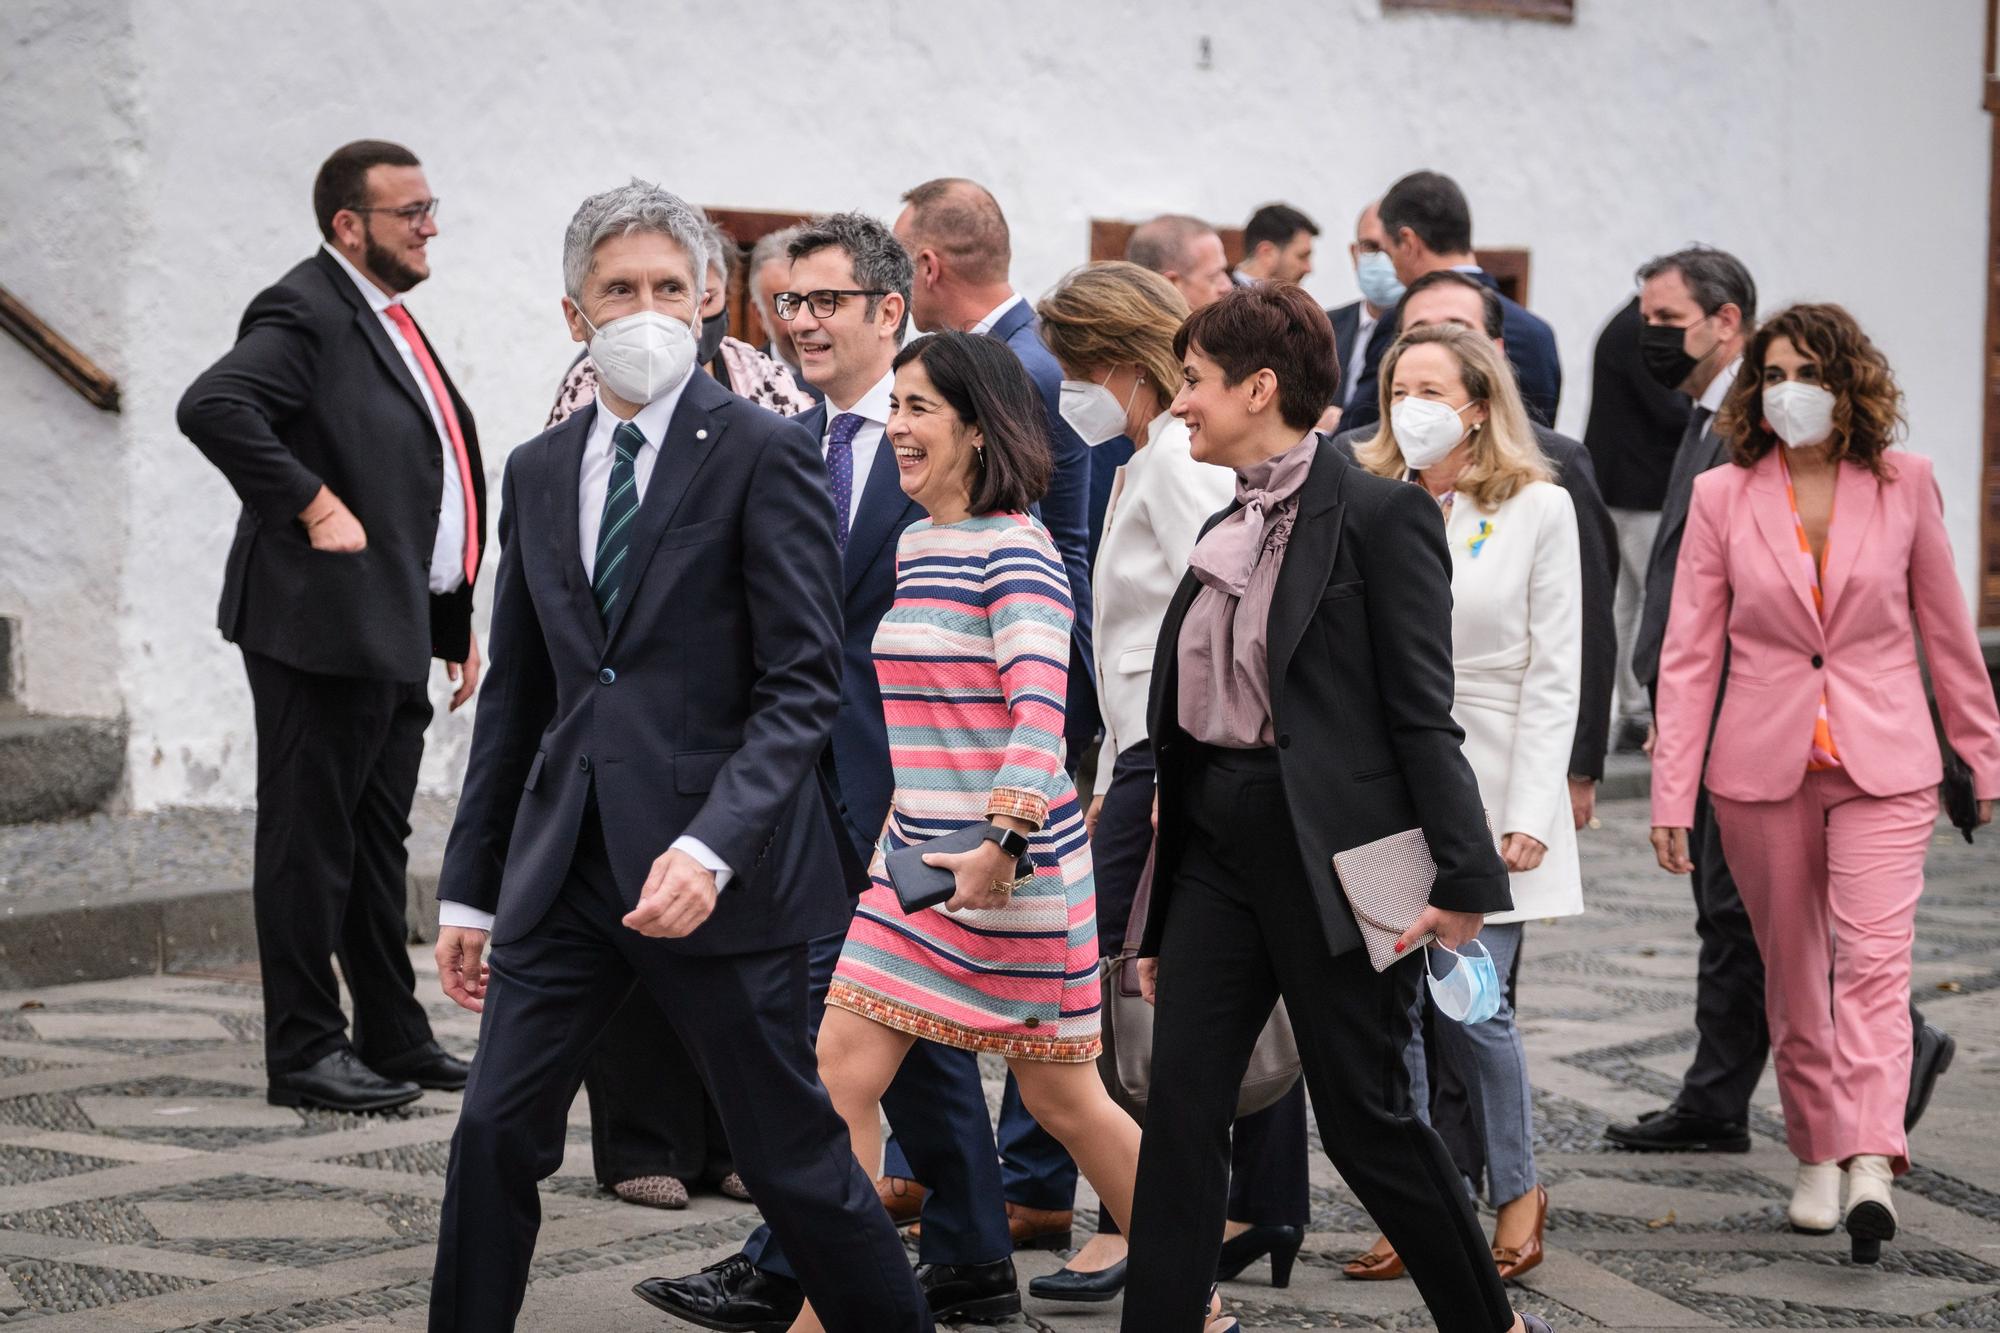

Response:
(798, 332), (1174, 1328)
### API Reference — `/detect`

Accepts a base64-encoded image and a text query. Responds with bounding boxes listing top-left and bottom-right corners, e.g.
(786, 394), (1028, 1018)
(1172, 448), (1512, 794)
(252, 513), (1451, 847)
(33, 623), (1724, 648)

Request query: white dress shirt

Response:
(436, 376), (731, 937)
(822, 370), (893, 528)
(967, 292), (1025, 336)
(1342, 306), (1380, 408)
(321, 244), (465, 594)
(1698, 356), (1743, 416)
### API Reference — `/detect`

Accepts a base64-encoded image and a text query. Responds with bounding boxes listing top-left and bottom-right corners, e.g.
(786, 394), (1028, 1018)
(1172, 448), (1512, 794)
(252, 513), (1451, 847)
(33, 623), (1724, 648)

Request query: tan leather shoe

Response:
(876, 1175), (927, 1227)
(1341, 1236), (1406, 1280)
(1005, 1200), (1075, 1251)
(1492, 1184), (1548, 1281)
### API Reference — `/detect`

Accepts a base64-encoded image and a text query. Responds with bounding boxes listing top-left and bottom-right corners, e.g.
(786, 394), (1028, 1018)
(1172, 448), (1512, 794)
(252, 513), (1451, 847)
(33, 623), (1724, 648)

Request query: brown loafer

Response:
(877, 1175), (927, 1227)
(1342, 1236), (1405, 1281)
(1005, 1201), (1075, 1252)
(1493, 1184), (1548, 1281)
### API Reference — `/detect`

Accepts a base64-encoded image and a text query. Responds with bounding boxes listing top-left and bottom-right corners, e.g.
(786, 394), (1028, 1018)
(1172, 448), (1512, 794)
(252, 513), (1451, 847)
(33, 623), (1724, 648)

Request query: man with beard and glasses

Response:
(178, 139), (484, 1113)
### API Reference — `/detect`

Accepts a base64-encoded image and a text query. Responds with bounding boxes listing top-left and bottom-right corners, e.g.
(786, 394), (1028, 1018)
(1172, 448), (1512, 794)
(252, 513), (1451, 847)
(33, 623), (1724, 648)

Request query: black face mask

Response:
(1638, 320), (1701, 391)
(696, 309), (729, 365)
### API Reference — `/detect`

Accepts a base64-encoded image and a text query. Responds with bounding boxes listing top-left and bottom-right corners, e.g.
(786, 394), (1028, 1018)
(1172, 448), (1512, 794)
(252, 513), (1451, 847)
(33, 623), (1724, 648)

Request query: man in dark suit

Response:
(178, 139), (481, 1113)
(1326, 199), (1402, 434)
(426, 183), (930, 1332)
(640, 211), (1021, 1329)
(1378, 170), (1562, 425)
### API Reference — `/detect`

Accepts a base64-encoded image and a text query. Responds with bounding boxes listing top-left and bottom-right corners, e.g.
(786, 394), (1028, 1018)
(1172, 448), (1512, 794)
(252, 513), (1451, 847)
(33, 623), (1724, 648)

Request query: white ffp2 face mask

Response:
(1390, 396), (1475, 470)
(579, 308), (696, 405)
(1060, 374), (1136, 447)
(1763, 381), (1835, 449)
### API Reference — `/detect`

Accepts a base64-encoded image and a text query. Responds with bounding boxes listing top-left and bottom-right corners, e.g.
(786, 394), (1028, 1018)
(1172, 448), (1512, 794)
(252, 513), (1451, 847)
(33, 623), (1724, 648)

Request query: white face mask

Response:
(1390, 396), (1476, 470)
(578, 308), (696, 405)
(1763, 380), (1835, 449)
(1059, 372), (1137, 447)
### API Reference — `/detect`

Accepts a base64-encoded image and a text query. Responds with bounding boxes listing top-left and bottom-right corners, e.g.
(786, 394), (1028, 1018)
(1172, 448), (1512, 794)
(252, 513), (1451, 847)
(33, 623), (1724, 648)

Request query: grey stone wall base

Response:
(0, 712), (126, 825)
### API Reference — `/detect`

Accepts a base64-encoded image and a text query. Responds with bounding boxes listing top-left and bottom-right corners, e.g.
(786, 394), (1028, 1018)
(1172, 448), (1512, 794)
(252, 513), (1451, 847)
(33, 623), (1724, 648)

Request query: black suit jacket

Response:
(1142, 441), (1511, 963)
(1582, 296), (1690, 511)
(178, 250), (486, 680)
(1327, 300), (1394, 432)
(1632, 407), (1730, 693)
(1465, 269), (1562, 427)
(438, 372), (852, 952)
(1330, 422), (1618, 781)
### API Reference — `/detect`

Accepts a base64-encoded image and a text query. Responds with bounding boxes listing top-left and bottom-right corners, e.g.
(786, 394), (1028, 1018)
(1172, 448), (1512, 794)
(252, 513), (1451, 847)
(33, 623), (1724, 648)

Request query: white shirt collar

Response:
(587, 368), (694, 455)
(967, 292), (1024, 336)
(837, 369), (895, 426)
(322, 242), (400, 314)
(1697, 356), (1743, 415)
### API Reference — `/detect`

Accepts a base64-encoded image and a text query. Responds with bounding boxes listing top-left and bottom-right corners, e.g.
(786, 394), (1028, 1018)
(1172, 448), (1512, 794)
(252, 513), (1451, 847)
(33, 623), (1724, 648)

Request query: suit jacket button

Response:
(1024, 1016), (1041, 1029)
(1278, 734), (1292, 749)
(1811, 654), (1824, 669)
(578, 755), (591, 772)
(598, 667), (616, 685)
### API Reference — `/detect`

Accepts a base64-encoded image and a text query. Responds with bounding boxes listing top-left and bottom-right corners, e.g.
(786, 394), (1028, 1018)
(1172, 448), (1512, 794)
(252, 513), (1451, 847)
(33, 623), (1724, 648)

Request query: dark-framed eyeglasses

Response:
(348, 199), (441, 229)
(774, 288), (887, 320)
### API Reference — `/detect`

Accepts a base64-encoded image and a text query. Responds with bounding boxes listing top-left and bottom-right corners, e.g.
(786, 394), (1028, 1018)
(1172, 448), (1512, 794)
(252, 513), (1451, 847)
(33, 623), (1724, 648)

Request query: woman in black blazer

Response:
(1119, 285), (1548, 1333)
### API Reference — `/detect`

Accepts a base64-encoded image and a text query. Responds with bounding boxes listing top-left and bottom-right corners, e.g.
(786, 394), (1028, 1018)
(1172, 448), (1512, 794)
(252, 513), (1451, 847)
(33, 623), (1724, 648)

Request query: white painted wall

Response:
(2, 0), (1991, 808)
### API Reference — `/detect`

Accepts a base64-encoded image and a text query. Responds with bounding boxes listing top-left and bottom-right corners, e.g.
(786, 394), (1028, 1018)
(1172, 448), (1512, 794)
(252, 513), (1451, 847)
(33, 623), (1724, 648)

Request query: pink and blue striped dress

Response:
(827, 513), (1102, 1062)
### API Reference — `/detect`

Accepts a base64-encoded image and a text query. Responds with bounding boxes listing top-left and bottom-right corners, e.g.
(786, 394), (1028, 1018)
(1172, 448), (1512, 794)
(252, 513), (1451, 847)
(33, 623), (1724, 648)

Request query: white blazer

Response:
(1092, 412), (1238, 778)
(1439, 478), (1584, 923)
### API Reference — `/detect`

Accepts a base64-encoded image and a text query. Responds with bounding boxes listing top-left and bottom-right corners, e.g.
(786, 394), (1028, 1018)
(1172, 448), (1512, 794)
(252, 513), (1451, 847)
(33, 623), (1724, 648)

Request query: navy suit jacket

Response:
(438, 371), (853, 952)
(1465, 268), (1562, 426)
(793, 402), (927, 874)
(1328, 300), (1395, 433)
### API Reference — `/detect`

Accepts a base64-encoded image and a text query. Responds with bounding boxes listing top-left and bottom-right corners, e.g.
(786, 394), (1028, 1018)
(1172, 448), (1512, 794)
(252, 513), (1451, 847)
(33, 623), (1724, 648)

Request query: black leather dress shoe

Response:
(916, 1257), (1020, 1321)
(1604, 1105), (1749, 1153)
(267, 1049), (420, 1113)
(1906, 1022), (1956, 1131)
(372, 1040), (471, 1091)
(632, 1256), (801, 1332)
(1028, 1256), (1126, 1302)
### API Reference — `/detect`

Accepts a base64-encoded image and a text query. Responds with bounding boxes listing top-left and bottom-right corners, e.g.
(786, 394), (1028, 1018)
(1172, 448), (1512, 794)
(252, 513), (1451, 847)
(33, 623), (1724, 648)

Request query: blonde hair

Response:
(1035, 262), (1190, 417)
(1357, 323), (1550, 508)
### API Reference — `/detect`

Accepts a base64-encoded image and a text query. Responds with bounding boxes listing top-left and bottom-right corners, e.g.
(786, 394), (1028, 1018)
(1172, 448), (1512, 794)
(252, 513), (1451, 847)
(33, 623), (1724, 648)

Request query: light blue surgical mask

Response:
(1426, 939), (1502, 1025)
(1355, 250), (1406, 309)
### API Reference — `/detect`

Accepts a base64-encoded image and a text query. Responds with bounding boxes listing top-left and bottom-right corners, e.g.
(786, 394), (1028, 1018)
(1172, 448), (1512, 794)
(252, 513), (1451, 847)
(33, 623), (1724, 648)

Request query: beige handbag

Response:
(1102, 845), (1301, 1118)
(1332, 821), (1495, 972)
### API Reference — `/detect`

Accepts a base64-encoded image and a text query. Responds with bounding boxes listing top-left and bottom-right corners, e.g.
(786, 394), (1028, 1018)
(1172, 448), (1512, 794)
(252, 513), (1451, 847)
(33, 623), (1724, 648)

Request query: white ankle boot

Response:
(1843, 1154), (1897, 1263)
(1788, 1160), (1842, 1234)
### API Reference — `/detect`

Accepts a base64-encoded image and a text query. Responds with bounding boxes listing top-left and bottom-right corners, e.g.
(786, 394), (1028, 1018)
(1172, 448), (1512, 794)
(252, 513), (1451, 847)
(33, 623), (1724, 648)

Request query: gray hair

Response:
(704, 221), (736, 285)
(787, 211), (914, 338)
(1636, 245), (1757, 325)
(562, 178), (710, 301)
(1126, 214), (1217, 276)
(747, 226), (801, 306)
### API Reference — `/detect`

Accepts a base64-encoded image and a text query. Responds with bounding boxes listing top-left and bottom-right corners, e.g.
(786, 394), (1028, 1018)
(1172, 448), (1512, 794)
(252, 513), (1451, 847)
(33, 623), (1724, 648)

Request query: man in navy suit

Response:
(1326, 199), (1402, 434)
(1378, 170), (1562, 425)
(640, 210), (1024, 1328)
(426, 183), (930, 1332)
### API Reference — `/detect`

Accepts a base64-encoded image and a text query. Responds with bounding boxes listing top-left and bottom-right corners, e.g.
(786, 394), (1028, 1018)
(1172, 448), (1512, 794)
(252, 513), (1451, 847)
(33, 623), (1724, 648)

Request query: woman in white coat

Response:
(1346, 323), (1583, 1283)
(1031, 262), (1241, 1304)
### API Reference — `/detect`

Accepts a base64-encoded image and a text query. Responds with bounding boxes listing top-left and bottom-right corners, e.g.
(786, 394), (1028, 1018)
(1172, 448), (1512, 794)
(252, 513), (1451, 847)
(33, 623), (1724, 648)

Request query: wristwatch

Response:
(980, 823), (1030, 860)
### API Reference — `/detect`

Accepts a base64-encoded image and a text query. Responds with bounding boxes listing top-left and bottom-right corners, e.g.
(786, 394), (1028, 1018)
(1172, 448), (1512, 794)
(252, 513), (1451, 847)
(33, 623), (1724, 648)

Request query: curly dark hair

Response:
(1714, 302), (1904, 476)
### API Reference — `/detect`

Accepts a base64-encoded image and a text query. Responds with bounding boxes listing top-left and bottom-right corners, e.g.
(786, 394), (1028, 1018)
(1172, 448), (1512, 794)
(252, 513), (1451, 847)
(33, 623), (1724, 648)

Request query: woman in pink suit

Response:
(1650, 303), (2000, 1263)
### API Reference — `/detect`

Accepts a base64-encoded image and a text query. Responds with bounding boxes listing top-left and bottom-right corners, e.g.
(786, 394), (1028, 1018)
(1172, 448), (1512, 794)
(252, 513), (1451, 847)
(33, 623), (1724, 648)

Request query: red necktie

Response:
(383, 303), (480, 586)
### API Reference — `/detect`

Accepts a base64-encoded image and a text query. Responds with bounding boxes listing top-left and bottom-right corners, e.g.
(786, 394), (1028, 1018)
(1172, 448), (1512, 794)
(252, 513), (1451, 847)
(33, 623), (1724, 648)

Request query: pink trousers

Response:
(1711, 768), (1936, 1174)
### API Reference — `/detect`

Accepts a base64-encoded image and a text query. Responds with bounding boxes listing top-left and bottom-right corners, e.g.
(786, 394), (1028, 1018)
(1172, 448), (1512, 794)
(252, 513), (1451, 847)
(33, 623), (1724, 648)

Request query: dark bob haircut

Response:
(1714, 302), (1904, 477)
(1172, 283), (1339, 431)
(313, 139), (420, 242)
(891, 331), (1052, 515)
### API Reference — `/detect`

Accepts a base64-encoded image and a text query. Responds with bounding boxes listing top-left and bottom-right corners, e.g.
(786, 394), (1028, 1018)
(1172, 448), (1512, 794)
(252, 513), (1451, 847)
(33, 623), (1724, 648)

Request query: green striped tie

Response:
(593, 421), (646, 623)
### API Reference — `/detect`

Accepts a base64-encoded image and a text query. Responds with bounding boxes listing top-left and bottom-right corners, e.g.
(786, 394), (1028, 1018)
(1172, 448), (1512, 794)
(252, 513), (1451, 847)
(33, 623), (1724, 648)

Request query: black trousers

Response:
(1123, 747), (1513, 1333)
(584, 986), (732, 1189)
(1677, 788), (1771, 1122)
(429, 805), (931, 1333)
(242, 650), (435, 1076)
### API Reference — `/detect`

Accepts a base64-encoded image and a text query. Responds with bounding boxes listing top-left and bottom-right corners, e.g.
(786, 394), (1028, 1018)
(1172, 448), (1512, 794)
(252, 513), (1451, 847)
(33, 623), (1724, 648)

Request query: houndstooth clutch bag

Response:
(1333, 820), (1491, 972)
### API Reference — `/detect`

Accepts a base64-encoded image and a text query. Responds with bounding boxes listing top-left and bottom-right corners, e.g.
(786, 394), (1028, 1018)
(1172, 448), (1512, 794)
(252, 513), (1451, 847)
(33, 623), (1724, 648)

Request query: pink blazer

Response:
(1652, 449), (2000, 827)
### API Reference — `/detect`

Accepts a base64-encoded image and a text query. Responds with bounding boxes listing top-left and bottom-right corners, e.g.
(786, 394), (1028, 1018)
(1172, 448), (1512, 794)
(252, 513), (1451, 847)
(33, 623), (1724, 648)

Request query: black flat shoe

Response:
(372, 1040), (471, 1091)
(633, 1255), (802, 1332)
(916, 1257), (1020, 1321)
(267, 1049), (420, 1113)
(1027, 1257), (1126, 1302)
(1603, 1105), (1750, 1153)
(1215, 1223), (1303, 1288)
(1906, 1022), (1955, 1131)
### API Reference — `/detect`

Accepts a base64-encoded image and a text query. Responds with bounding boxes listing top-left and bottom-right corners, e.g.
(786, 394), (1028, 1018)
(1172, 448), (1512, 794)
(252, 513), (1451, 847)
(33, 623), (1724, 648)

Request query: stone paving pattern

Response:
(0, 796), (1992, 1329)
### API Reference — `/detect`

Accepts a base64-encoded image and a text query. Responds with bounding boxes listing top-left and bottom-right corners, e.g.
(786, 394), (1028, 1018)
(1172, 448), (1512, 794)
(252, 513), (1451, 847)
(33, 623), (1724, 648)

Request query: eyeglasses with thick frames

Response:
(348, 199), (442, 229)
(774, 288), (888, 320)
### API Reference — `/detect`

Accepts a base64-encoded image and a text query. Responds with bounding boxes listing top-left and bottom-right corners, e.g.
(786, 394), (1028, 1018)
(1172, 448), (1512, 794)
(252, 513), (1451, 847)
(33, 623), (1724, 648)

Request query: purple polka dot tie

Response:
(826, 412), (862, 552)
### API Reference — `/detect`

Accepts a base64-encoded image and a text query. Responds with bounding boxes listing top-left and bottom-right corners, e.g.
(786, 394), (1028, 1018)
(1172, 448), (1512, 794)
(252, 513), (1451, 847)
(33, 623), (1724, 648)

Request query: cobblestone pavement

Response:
(0, 797), (1993, 1330)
